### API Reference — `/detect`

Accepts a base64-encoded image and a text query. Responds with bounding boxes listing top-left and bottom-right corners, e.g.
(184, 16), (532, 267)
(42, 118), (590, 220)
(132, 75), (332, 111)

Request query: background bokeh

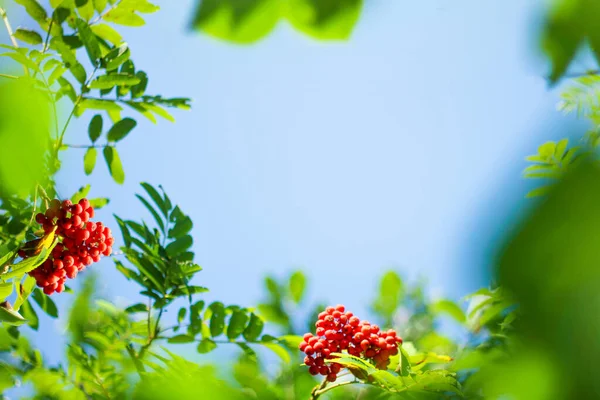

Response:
(0, 0), (586, 368)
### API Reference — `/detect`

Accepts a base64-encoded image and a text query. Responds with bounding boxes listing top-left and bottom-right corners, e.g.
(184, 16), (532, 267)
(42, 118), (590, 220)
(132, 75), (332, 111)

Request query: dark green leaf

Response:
(166, 235), (193, 258)
(104, 44), (130, 70)
(168, 216), (193, 239)
(140, 182), (168, 216)
(209, 302), (225, 337)
(226, 310), (249, 340)
(20, 299), (38, 330)
(88, 114), (102, 142)
(242, 313), (264, 342)
(125, 303), (147, 313)
(135, 194), (165, 233)
(75, 18), (101, 65)
(106, 118), (136, 142)
(31, 288), (58, 318)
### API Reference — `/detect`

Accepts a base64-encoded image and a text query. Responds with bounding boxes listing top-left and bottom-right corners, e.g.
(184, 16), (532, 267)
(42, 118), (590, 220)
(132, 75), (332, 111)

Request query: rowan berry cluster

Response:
(299, 305), (402, 382)
(20, 198), (113, 295)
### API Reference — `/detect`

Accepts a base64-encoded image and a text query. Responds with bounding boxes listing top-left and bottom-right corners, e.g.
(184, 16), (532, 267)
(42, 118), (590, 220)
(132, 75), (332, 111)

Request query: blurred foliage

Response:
(0, 1), (599, 400)
(191, 0), (363, 44)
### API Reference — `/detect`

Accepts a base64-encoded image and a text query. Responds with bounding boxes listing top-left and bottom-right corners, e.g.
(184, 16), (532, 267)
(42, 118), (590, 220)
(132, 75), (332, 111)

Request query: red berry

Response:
(62, 200), (72, 210)
(76, 229), (90, 242)
(325, 306), (334, 314)
(80, 211), (89, 223)
(79, 198), (90, 210)
(319, 366), (329, 376)
(35, 213), (46, 224)
(326, 373), (337, 382)
(70, 204), (83, 215)
(303, 356), (312, 365)
(71, 215), (82, 227)
(308, 366), (319, 376)
(43, 286), (54, 295)
(86, 207), (94, 218)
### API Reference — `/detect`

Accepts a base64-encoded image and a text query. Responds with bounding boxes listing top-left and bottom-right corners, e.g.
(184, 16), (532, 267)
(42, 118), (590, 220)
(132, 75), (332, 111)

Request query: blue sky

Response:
(1, 0), (588, 369)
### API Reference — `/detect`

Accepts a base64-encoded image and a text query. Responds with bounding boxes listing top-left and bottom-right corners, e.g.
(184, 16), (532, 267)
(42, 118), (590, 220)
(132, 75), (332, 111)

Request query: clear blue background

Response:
(1, 0), (587, 369)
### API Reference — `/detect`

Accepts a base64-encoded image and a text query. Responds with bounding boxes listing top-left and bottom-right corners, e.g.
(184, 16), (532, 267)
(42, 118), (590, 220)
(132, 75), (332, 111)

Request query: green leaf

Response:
(262, 342), (290, 364)
(178, 307), (187, 324)
(88, 114), (103, 142)
(13, 0), (47, 23)
(125, 303), (148, 313)
(13, 29), (43, 45)
(191, 0), (280, 44)
(14, 276), (36, 311)
(0, 304), (27, 326)
(90, 23), (123, 45)
(242, 313), (264, 342)
(89, 197), (109, 208)
(2, 246), (54, 280)
(88, 73), (141, 89)
(209, 302), (225, 337)
(430, 299), (466, 323)
(71, 185), (91, 204)
(103, 146), (125, 184)
(120, 0), (159, 13)
(104, 7), (146, 26)
(288, 270), (306, 303)
(226, 310), (249, 340)
(31, 288), (58, 318)
(197, 338), (217, 353)
(0, 242), (19, 268)
(168, 334), (195, 344)
(0, 283), (13, 301)
(77, 0), (95, 20)
(372, 271), (403, 323)
(131, 71), (148, 98)
(135, 194), (165, 233)
(78, 98), (123, 112)
(168, 216), (193, 239)
(397, 346), (411, 377)
(93, 0), (108, 13)
(277, 334), (302, 349)
(106, 118), (136, 142)
(140, 182), (168, 216)
(104, 44), (130, 70)
(166, 235), (193, 258)
(20, 299), (38, 330)
(75, 18), (102, 65)
(83, 147), (97, 175)
(284, 0), (363, 40)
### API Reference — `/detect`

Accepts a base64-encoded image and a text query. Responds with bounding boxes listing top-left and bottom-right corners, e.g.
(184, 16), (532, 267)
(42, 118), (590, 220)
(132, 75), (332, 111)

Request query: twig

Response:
(311, 379), (358, 399)
(0, 7), (18, 48)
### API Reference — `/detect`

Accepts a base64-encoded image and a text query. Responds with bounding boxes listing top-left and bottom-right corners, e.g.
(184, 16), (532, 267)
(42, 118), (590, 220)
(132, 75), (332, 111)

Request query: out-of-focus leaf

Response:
(168, 334), (195, 344)
(288, 270), (306, 303)
(13, 28), (43, 44)
(430, 299), (466, 323)
(197, 338), (217, 353)
(191, 0), (280, 44)
(0, 283), (13, 301)
(284, 0), (363, 40)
